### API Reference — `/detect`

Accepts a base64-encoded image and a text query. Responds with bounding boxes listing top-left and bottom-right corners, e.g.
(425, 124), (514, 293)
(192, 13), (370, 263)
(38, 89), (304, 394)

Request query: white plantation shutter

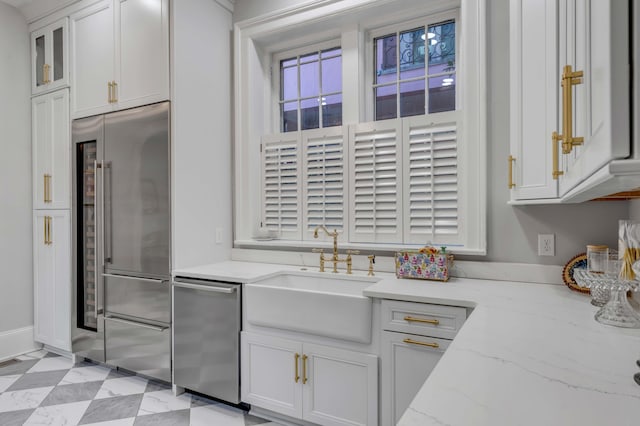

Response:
(403, 112), (460, 245)
(349, 121), (403, 243)
(261, 133), (302, 240)
(303, 127), (347, 240)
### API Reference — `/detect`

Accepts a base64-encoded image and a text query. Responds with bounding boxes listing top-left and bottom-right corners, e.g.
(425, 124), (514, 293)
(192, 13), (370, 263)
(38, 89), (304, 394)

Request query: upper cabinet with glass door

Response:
(31, 18), (69, 96)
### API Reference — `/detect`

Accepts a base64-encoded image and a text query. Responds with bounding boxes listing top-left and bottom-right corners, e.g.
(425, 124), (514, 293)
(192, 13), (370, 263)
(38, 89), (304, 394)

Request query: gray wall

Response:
(0, 3), (32, 333)
(233, 0), (631, 266)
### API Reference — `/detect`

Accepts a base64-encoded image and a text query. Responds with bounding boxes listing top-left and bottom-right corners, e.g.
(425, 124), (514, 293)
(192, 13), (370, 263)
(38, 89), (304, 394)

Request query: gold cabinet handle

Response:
(302, 354), (308, 384)
(112, 81), (118, 103)
(404, 315), (439, 325)
(552, 131), (563, 179)
(403, 338), (439, 349)
(561, 65), (584, 154)
(44, 174), (52, 203)
(508, 155), (515, 189)
(44, 216), (52, 245)
(108, 82), (113, 103)
(294, 353), (300, 383)
(43, 64), (50, 84)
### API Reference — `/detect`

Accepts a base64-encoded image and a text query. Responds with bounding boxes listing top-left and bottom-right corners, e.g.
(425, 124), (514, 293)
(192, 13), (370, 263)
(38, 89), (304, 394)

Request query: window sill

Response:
(234, 239), (487, 256)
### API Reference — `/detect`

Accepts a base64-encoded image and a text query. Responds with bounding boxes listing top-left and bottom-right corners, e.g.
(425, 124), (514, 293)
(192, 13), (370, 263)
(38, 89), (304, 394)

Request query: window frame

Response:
(272, 39), (343, 134)
(234, 0), (486, 255)
(365, 9), (461, 122)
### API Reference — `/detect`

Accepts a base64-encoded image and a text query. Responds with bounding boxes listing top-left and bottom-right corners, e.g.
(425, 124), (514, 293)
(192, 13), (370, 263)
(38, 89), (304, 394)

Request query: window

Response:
(374, 20), (456, 120)
(279, 47), (343, 132)
(235, 0), (486, 255)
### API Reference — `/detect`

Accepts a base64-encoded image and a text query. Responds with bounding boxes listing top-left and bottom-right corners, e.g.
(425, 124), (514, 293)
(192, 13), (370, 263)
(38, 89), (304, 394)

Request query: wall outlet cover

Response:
(538, 234), (555, 256)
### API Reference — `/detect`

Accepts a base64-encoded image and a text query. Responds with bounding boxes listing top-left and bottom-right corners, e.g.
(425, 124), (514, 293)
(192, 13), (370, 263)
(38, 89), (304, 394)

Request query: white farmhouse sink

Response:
(245, 271), (378, 343)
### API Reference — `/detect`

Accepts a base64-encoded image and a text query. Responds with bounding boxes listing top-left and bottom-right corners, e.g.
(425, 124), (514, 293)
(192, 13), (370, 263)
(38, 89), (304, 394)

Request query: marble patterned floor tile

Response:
(189, 393), (218, 408)
(0, 386), (54, 413)
(28, 357), (75, 373)
(95, 376), (148, 399)
(16, 355), (37, 361)
(244, 413), (274, 425)
(132, 409), (189, 426)
(0, 374), (21, 393)
(78, 394), (143, 425)
(25, 400), (91, 426)
(137, 390), (191, 416)
(0, 408), (36, 426)
(0, 359), (40, 376)
(82, 418), (136, 426)
(6, 369), (68, 392)
(40, 381), (103, 407)
(189, 403), (246, 426)
(23, 349), (49, 359)
(143, 380), (170, 393)
(106, 369), (135, 381)
(60, 365), (111, 385)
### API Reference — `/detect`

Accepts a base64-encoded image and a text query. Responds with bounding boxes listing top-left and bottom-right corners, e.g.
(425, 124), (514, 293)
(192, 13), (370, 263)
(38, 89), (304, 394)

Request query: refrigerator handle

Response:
(103, 161), (112, 263)
(94, 161), (103, 317)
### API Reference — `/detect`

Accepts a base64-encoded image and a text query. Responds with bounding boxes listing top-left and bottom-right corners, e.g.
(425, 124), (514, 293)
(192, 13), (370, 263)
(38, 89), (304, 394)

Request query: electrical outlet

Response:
(215, 228), (223, 244)
(538, 234), (555, 256)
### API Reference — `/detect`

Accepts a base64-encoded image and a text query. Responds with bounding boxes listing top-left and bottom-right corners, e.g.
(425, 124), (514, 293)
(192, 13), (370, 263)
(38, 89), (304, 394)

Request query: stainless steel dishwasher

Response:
(173, 277), (241, 403)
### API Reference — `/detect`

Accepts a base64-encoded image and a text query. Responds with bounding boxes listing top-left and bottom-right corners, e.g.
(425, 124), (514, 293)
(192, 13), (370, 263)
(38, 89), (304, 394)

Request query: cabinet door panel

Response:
(33, 95), (51, 209)
(70, 0), (115, 118)
(117, 0), (169, 109)
(381, 332), (450, 425)
(33, 89), (70, 210)
(303, 343), (378, 426)
(509, 0), (558, 200)
(34, 210), (71, 351)
(558, 0), (630, 196)
(50, 89), (71, 209)
(241, 332), (303, 419)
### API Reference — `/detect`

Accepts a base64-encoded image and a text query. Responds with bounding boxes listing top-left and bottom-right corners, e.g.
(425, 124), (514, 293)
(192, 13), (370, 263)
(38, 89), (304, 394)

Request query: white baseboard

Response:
(0, 326), (41, 362)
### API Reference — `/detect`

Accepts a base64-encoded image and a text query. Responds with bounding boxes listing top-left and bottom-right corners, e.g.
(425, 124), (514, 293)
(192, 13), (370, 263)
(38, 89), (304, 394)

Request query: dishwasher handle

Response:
(173, 281), (237, 294)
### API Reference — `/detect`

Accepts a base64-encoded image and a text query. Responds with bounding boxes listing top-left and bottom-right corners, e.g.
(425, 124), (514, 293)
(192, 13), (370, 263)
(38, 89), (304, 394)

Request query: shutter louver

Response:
(404, 113), (459, 244)
(349, 121), (402, 243)
(262, 133), (301, 240)
(303, 128), (346, 239)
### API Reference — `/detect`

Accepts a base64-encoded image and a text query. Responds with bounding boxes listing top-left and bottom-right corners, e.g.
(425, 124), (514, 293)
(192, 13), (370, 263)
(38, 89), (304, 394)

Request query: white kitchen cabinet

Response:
(241, 332), (378, 426)
(33, 210), (71, 352)
(508, 0), (559, 201)
(70, 0), (169, 118)
(509, 0), (635, 203)
(380, 300), (464, 425)
(32, 89), (70, 210)
(381, 332), (450, 425)
(31, 18), (68, 96)
(556, 0), (630, 197)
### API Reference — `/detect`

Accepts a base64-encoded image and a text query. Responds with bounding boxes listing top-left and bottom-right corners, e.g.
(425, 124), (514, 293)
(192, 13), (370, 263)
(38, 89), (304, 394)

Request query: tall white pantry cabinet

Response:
(31, 87), (72, 352)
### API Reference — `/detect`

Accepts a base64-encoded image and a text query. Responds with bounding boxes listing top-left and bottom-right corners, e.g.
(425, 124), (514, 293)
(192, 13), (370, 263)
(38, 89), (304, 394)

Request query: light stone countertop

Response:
(173, 261), (640, 426)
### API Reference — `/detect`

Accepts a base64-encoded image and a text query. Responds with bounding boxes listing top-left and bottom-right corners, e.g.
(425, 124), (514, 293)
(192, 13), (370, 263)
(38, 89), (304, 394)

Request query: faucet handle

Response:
(312, 248), (324, 253)
(346, 250), (360, 256)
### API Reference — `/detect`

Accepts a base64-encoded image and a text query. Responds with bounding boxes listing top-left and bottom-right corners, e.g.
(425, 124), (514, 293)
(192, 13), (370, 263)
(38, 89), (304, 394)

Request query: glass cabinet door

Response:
(52, 26), (64, 83)
(34, 34), (46, 87)
(32, 18), (68, 94)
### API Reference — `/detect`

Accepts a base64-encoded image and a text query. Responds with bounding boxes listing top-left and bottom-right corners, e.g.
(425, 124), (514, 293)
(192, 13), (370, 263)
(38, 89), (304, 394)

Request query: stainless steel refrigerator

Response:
(71, 102), (171, 382)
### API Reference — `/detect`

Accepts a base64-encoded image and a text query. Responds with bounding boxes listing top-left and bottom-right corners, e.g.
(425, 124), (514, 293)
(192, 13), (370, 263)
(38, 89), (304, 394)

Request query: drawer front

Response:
(104, 274), (170, 324)
(382, 300), (466, 339)
(105, 316), (170, 382)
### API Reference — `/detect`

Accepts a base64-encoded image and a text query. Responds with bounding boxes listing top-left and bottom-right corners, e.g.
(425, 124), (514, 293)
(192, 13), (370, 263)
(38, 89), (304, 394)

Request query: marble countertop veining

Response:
(172, 261), (640, 426)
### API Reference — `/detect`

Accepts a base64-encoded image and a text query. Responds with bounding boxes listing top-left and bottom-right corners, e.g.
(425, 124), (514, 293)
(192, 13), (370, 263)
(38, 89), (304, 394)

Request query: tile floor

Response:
(0, 350), (280, 426)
